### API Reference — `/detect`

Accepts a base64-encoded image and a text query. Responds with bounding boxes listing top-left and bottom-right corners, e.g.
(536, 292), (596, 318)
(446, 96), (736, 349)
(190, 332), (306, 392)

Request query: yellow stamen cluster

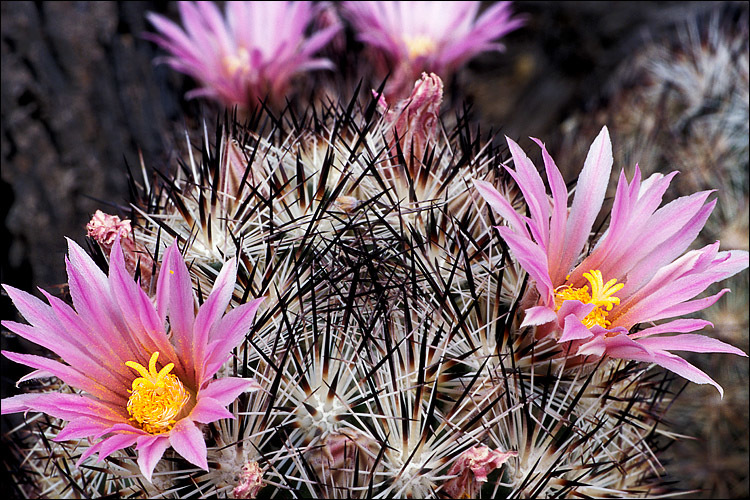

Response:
(125, 351), (190, 435)
(404, 35), (437, 59)
(554, 270), (624, 329)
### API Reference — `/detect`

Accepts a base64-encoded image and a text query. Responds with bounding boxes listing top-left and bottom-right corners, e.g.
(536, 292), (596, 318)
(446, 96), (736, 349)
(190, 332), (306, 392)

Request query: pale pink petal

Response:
(559, 314), (595, 343)
(650, 351), (725, 397)
(496, 226), (554, 304)
(200, 377), (262, 406)
(637, 334), (748, 356)
(169, 418), (208, 471)
(576, 332), (653, 360)
(204, 297), (265, 378)
(190, 396), (235, 424)
(631, 318), (714, 339)
(520, 305), (557, 328)
(473, 179), (530, 238)
(562, 127), (612, 276)
(642, 289), (730, 323)
(136, 434), (172, 483)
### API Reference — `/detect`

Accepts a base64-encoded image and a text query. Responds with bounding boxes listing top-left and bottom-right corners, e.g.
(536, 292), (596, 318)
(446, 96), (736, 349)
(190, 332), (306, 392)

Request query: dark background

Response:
(2, 1), (748, 497)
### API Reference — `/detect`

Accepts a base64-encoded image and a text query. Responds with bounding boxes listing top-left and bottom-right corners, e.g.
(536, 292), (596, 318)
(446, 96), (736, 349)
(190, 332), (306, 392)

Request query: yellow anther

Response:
(554, 270), (623, 329)
(125, 351), (189, 434)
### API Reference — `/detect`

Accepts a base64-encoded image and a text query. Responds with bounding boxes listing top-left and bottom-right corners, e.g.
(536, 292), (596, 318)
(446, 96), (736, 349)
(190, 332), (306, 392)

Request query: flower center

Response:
(404, 35), (437, 59)
(554, 270), (624, 329)
(223, 47), (251, 77)
(125, 351), (190, 434)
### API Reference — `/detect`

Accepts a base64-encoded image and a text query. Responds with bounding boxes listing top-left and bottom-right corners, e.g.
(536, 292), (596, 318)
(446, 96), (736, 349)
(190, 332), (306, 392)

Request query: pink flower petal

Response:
(193, 257), (238, 378)
(636, 334), (748, 356)
(169, 418), (208, 471)
(156, 240), (196, 380)
(520, 305), (557, 328)
(204, 297), (265, 378)
(472, 179), (530, 239)
(559, 314), (595, 343)
(190, 396), (235, 424)
(631, 318), (713, 339)
(136, 434), (172, 483)
(200, 377), (263, 406)
(563, 126), (612, 276)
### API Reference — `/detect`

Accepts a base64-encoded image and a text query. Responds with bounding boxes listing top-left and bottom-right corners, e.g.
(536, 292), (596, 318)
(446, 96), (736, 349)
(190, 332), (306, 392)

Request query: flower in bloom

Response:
(1, 237), (264, 481)
(474, 126), (748, 396)
(146, 1), (341, 108)
(341, 1), (523, 98)
(442, 445), (517, 499)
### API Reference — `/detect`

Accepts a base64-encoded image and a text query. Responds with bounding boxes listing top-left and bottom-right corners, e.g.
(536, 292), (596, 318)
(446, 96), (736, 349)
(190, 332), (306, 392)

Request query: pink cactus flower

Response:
(474, 126), (748, 397)
(1, 237), (264, 481)
(377, 72), (444, 160)
(146, 1), (341, 108)
(443, 445), (517, 499)
(342, 1), (523, 98)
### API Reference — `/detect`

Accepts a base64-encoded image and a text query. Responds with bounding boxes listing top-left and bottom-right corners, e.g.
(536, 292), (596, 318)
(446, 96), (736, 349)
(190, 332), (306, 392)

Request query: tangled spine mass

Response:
(8, 89), (678, 498)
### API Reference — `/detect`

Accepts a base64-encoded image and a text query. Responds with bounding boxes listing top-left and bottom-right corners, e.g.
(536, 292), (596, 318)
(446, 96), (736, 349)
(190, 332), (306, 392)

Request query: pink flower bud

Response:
(86, 210), (132, 250)
(443, 445), (517, 499)
(381, 72), (444, 161)
(86, 211), (157, 290)
(232, 461), (264, 499)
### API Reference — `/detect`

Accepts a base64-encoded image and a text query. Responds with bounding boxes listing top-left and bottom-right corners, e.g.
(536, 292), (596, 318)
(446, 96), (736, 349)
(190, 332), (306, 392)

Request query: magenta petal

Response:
(76, 441), (103, 466)
(190, 396), (235, 424)
(200, 377), (262, 406)
(504, 136), (550, 249)
(169, 418), (208, 471)
(193, 257), (237, 378)
(1, 392), (124, 423)
(136, 434), (171, 483)
(2, 351), (123, 404)
(156, 240), (196, 370)
(204, 297), (265, 378)
(54, 417), (112, 442)
(97, 433), (141, 462)
(637, 334), (748, 356)
(520, 305), (557, 328)
(108, 237), (177, 365)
